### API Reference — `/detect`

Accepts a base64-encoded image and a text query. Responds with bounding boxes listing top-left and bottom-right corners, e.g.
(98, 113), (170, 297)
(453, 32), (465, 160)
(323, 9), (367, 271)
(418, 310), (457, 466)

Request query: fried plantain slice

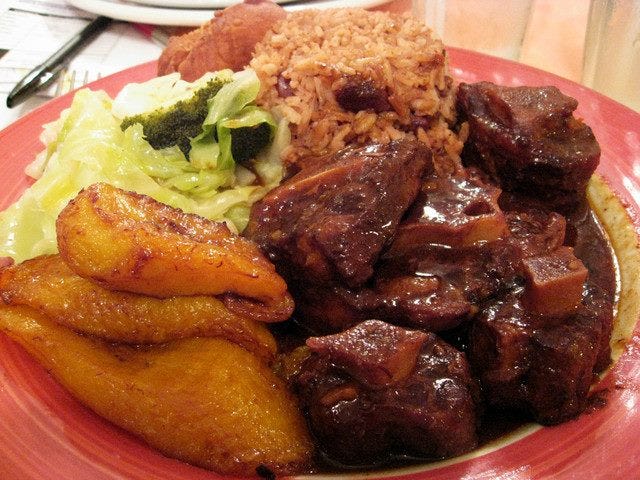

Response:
(0, 305), (313, 476)
(56, 183), (292, 322)
(221, 291), (296, 325)
(0, 254), (276, 360)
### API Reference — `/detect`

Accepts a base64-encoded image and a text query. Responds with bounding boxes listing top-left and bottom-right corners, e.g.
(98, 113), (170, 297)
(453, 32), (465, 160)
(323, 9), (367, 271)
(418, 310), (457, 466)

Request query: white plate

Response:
(65, 0), (392, 26)
(126, 0), (297, 9)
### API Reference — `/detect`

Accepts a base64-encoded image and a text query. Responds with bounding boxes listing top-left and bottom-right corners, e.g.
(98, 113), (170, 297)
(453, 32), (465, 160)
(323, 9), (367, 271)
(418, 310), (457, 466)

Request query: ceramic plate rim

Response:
(1, 50), (640, 479)
(125, 0), (297, 10)
(65, 0), (391, 26)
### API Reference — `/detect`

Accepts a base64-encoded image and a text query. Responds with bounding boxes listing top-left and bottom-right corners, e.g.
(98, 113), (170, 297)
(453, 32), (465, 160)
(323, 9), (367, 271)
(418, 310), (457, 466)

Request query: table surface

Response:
(0, 0), (614, 131)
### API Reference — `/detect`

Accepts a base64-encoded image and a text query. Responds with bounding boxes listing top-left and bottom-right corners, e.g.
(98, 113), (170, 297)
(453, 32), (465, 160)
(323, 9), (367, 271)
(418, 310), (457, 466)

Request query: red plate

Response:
(1, 50), (640, 479)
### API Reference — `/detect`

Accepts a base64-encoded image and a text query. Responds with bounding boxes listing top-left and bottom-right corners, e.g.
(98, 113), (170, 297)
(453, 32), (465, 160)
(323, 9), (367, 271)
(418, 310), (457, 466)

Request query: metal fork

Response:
(52, 68), (101, 97)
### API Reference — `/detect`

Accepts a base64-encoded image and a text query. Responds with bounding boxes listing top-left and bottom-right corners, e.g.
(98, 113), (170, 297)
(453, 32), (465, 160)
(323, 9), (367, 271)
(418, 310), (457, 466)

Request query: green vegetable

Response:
(0, 69), (289, 263)
(119, 73), (231, 156)
(117, 69), (275, 171)
(189, 69), (275, 172)
(231, 123), (272, 165)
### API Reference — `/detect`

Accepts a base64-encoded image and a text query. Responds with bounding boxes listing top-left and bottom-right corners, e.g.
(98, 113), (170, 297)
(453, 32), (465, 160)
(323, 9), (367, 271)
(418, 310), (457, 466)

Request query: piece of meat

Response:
(292, 275), (471, 335)
(568, 207), (617, 299)
(158, 0), (287, 81)
(293, 320), (479, 465)
(466, 194), (614, 424)
(527, 290), (609, 424)
(468, 285), (613, 425)
(457, 82), (600, 212)
(372, 274), (472, 330)
(568, 210), (616, 373)
(503, 207), (567, 258)
(467, 295), (532, 410)
(383, 240), (522, 305)
(246, 139), (433, 288)
(291, 238), (522, 335)
(387, 172), (508, 255)
(306, 320), (428, 386)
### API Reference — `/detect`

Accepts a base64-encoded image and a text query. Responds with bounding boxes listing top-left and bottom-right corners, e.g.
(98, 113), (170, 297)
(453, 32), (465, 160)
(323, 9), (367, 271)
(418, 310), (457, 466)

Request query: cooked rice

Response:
(250, 8), (464, 171)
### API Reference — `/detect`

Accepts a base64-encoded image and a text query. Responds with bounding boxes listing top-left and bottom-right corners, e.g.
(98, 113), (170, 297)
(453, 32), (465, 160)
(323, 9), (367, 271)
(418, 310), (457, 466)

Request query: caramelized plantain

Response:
(56, 183), (292, 322)
(0, 305), (313, 476)
(221, 292), (295, 325)
(0, 254), (276, 360)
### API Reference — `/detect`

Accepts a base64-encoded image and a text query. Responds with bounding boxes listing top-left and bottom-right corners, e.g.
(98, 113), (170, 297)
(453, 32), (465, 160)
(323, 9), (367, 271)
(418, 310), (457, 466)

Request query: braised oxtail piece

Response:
(457, 82), (600, 213)
(465, 189), (614, 425)
(246, 138), (433, 289)
(292, 320), (479, 465)
(274, 158), (522, 334)
(468, 284), (613, 424)
(387, 170), (508, 255)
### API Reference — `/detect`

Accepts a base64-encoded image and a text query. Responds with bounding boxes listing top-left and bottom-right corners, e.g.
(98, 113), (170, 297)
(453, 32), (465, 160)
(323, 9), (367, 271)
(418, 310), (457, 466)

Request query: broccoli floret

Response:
(230, 123), (273, 165)
(120, 69), (278, 170)
(120, 77), (228, 156)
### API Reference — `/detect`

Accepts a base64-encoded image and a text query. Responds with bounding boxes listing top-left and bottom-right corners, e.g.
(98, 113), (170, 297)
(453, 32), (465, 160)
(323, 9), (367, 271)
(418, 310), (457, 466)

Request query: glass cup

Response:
(411, 0), (533, 61)
(581, 0), (640, 112)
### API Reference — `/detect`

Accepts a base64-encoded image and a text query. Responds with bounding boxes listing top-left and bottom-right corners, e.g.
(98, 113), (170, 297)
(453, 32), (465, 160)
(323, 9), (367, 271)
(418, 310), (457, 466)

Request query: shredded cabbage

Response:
(111, 70), (233, 119)
(0, 70), (287, 263)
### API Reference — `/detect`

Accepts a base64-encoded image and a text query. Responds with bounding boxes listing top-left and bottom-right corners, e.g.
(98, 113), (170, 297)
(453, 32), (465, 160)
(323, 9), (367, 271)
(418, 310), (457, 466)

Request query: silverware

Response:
(6, 16), (112, 108)
(52, 69), (102, 98)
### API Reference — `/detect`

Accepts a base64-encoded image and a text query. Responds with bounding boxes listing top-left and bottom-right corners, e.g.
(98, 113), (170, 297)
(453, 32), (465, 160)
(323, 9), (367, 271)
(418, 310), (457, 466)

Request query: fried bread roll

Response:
(56, 183), (292, 322)
(0, 254), (276, 359)
(0, 305), (313, 476)
(158, 0), (287, 81)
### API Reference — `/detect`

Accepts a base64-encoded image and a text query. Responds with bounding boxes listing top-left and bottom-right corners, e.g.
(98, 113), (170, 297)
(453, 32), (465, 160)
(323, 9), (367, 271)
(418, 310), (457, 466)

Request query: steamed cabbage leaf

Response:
(0, 71), (286, 263)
